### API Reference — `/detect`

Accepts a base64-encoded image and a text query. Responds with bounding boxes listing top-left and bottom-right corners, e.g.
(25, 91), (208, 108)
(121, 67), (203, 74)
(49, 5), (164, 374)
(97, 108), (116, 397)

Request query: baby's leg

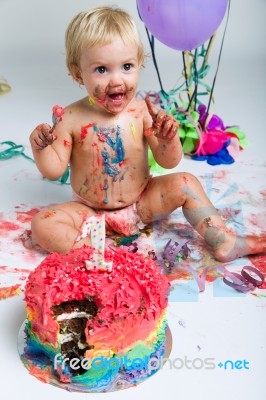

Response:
(137, 173), (266, 262)
(31, 201), (95, 253)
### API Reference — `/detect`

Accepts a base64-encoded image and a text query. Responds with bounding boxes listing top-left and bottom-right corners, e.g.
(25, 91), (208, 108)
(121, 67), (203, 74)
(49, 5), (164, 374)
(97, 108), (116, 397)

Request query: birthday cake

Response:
(22, 244), (170, 392)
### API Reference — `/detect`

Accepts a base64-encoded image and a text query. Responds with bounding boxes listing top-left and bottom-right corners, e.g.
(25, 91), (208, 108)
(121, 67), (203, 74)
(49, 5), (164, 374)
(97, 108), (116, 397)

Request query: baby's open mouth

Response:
(109, 93), (124, 100)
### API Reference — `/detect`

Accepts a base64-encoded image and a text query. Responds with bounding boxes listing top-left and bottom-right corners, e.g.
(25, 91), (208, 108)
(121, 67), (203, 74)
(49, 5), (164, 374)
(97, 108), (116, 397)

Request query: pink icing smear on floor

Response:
(0, 283), (22, 300)
(0, 265), (35, 299)
(0, 218), (20, 234)
(0, 204), (49, 299)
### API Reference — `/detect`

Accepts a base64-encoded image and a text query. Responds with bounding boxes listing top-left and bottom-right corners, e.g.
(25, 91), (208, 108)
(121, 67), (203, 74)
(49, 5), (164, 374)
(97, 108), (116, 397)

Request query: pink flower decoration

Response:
(196, 130), (229, 156)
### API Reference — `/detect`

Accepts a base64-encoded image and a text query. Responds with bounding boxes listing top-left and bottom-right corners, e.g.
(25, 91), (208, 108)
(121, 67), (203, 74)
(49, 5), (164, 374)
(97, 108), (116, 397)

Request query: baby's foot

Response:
(214, 235), (266, 262)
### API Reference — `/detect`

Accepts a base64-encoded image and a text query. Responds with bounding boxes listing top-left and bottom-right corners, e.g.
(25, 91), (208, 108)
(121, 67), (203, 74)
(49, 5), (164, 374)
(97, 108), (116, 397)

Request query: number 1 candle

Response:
(76, 214), (112, 271)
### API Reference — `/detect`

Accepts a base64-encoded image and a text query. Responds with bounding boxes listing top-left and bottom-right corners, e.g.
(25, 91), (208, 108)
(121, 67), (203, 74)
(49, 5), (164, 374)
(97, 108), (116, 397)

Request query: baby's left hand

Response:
(144, 96), (178, 141)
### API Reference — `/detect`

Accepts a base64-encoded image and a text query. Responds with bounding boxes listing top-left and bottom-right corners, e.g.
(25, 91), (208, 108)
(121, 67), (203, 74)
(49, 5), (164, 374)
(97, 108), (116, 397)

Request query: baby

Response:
(30, 6), (265, 260)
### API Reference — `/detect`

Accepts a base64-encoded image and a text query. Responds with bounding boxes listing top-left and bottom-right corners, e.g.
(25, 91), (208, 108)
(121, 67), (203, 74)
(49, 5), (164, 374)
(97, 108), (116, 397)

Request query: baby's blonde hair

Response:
(65, 6), (145, 80)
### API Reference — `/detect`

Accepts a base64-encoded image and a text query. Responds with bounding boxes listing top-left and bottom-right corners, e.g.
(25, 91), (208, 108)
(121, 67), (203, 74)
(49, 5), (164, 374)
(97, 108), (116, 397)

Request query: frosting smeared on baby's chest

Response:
(90, 125), (125, 183)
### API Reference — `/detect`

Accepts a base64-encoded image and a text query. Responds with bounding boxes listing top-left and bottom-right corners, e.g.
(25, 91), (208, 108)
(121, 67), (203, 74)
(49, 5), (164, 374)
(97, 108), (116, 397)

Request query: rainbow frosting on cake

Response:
(22, 245), (170, 392)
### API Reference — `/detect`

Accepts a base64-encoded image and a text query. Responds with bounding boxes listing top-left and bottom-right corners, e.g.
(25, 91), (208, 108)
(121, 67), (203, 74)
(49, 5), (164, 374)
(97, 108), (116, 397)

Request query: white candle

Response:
(76, 214), (112, 271)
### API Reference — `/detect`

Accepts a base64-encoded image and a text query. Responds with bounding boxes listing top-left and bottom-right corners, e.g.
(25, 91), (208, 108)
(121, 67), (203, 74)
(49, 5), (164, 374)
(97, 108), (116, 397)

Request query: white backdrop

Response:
(0, 2), (266, 400)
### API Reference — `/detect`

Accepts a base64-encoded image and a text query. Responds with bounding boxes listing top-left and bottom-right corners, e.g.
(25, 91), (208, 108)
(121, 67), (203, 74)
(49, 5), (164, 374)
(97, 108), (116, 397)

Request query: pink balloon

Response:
(137, 0), (228, 51)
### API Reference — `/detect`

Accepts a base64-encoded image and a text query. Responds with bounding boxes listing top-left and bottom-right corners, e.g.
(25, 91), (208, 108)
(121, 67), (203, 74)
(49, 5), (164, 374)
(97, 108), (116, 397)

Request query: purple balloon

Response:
(137, 0), (228, 51)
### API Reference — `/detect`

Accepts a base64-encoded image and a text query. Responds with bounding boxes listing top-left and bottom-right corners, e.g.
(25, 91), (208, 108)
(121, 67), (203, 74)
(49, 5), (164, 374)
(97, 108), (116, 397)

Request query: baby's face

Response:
(79, 37), (141, 115)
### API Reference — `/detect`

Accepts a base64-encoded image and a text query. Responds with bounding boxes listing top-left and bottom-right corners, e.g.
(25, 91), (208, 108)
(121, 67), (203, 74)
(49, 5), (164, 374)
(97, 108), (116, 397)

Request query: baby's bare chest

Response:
(73, 122), (145, 160)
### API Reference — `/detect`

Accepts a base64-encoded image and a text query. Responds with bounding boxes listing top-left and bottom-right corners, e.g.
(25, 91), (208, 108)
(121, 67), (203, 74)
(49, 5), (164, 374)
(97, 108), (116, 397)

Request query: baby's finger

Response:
(145, 95), (159, 121)
(43, 131), (57, 145)
(36, 123), (51, 133)
(158, 116), (178, 139)
(33, 128), (56, 150)
(144, 126), (158, 137)
(33, 137), (47, 151)
(167, 123), (178, 141)
(154, 109), (167, 131)
(161, 116), (173, 137)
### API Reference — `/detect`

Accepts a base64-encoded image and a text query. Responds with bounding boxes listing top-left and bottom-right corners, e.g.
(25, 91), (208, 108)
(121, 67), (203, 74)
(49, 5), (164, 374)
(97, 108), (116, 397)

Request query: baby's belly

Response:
(71, 174), (149, 210)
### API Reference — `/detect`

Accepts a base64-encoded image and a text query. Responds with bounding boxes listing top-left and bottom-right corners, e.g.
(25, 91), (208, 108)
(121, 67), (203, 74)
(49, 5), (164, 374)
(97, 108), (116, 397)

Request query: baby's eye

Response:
(123, 63), (132, 71)
(96, 66), (107, 74)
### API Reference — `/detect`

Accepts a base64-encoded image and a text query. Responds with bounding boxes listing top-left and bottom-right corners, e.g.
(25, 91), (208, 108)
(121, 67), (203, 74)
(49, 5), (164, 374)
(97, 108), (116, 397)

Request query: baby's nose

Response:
(109, 72), (123, 87)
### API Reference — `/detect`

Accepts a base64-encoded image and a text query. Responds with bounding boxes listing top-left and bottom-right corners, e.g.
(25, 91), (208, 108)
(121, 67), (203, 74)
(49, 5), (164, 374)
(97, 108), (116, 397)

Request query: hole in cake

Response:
(52, 299), (98, 376)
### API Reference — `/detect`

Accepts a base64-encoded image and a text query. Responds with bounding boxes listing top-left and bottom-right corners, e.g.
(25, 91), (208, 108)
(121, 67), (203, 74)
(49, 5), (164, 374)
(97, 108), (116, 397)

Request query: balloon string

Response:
(137, 2), (167, 97)
(182, 51), (191, 103)
(181, 264), (264, 293)
(202, 34), (216, 71)
(194, 48), (199, 108)
(175, 48), (212, 110)
(0, 141), (34, 162)
(186, 48), (199, 111)
(145, 28), (167, 97)
(206, 0), (231, 118)
(0, 141), (70, 185)
(144, 29), (213, 110)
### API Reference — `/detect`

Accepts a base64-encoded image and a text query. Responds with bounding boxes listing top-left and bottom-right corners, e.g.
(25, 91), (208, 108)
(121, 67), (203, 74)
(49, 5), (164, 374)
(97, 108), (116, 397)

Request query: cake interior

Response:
(51, 298), (98, 376)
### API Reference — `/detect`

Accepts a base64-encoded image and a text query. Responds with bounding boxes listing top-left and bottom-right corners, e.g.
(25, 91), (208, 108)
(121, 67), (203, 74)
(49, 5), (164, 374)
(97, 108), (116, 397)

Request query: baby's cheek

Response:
(93, 84), (106, 99)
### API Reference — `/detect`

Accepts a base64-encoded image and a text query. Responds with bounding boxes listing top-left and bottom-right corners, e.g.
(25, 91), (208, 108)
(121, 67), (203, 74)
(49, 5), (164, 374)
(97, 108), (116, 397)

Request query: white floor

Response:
(0, 1), (266, 400)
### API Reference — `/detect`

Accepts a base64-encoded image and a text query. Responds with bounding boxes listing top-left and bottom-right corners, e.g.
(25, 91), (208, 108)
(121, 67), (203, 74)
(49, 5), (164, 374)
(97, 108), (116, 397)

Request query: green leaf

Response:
(178, 127), (186, 139)
(182, 137), (196, 154)
(185, 128), (199, 139)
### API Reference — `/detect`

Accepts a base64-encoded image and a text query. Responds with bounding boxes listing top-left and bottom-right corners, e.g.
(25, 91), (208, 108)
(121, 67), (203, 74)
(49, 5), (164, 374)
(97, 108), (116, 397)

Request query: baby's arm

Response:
(143, 97), (183, 169)
(29, 109), (72, 180)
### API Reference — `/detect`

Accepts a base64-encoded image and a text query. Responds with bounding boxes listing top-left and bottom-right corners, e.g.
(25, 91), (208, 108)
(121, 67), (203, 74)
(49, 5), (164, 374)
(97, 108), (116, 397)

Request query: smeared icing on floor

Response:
(0, 170), (265, 299)
(0, 284), (21, 300)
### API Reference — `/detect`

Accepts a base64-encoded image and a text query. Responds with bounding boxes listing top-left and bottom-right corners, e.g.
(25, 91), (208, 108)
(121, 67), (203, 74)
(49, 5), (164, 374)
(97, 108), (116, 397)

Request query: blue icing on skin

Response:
(101, 149), (120, 182)
(94, 125), (126, 204)
(111, 126), (125, 164)
(95, 125), (125, 178)
(103, 179), (109, 204)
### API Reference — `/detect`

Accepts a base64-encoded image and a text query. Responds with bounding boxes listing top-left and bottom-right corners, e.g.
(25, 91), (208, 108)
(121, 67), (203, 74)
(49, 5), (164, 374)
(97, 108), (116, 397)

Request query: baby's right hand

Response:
(30, 123), (57, 151)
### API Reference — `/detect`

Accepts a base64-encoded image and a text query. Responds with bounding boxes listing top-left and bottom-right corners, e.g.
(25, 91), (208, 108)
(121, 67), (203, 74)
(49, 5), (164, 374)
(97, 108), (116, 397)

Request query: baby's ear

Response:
(69, 65), (84, 85)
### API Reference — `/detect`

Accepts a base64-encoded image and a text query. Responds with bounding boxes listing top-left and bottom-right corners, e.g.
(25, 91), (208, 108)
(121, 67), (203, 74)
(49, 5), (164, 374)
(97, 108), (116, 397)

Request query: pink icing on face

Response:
(24, 246), (169, 349)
